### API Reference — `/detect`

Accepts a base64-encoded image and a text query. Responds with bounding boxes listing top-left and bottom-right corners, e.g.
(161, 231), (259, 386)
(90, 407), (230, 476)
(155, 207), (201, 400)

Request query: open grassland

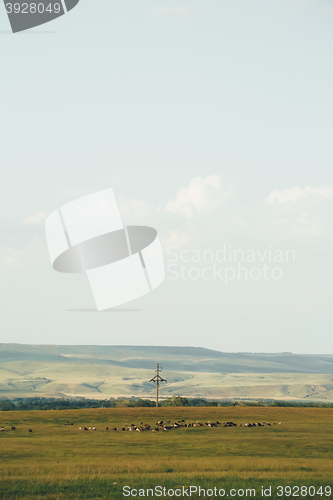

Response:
(0, 407), (332, 499)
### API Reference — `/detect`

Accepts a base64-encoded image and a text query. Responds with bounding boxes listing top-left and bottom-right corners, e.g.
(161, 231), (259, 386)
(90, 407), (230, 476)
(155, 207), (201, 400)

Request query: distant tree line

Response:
(0, 396), (332, 411)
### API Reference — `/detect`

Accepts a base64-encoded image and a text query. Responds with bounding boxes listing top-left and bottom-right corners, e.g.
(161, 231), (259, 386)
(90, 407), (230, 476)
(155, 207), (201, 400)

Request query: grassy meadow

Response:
(0, 407), (332, 499)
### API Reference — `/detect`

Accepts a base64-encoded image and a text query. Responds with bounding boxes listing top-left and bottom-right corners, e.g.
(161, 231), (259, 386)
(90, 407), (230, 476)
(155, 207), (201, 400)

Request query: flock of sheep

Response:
(0, 420), (282, 434)
(77, 419), (282, 432)
(0, 426), (33, 432)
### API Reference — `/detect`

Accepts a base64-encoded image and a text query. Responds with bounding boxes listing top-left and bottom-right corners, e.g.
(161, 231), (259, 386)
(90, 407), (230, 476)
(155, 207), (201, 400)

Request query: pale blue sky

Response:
(0, 0), (332, 353)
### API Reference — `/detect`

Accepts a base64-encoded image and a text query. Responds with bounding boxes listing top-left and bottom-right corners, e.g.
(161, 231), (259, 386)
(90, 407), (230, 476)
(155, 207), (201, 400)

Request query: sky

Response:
(0, 0), (332, 353)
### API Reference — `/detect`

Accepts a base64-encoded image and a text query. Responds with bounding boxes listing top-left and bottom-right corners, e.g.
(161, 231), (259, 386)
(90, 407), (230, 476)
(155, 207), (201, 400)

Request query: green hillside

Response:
(1, 344), (333, 401)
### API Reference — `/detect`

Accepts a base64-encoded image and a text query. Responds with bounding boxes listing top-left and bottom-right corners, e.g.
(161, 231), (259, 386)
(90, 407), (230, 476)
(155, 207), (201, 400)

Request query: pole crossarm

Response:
(149, 375), (167, 383)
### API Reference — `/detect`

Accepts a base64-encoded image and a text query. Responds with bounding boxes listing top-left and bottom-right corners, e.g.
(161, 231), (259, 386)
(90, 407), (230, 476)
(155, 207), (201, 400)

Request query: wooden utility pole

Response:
(149, 363), (167, 407)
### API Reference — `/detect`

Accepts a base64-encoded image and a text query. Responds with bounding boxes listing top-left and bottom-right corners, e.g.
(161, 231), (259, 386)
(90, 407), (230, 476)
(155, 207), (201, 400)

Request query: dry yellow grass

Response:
(0, 407), (332, 498)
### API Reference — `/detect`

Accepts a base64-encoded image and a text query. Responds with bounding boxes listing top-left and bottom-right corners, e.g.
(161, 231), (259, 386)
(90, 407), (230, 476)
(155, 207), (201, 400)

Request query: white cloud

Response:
(0, 238), (46, 271)
(117, 196), (153, 221)
(265, 185), (332, 206)
(149, 6), (193, 17)
(25, 211), (47, 225)
(294, 213), (323, 236)
(161, 229), (191, 250)
(263, 185), (333, 240)
(0, 247), (23, 268)
(160, 175), (230, 218)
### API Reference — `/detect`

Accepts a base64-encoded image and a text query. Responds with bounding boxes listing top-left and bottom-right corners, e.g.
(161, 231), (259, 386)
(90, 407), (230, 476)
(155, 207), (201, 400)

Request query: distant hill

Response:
(1, 344), (333, 401)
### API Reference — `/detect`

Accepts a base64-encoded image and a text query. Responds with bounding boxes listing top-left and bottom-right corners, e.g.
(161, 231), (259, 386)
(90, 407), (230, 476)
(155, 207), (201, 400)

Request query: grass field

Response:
(0, 407), (332, 499)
